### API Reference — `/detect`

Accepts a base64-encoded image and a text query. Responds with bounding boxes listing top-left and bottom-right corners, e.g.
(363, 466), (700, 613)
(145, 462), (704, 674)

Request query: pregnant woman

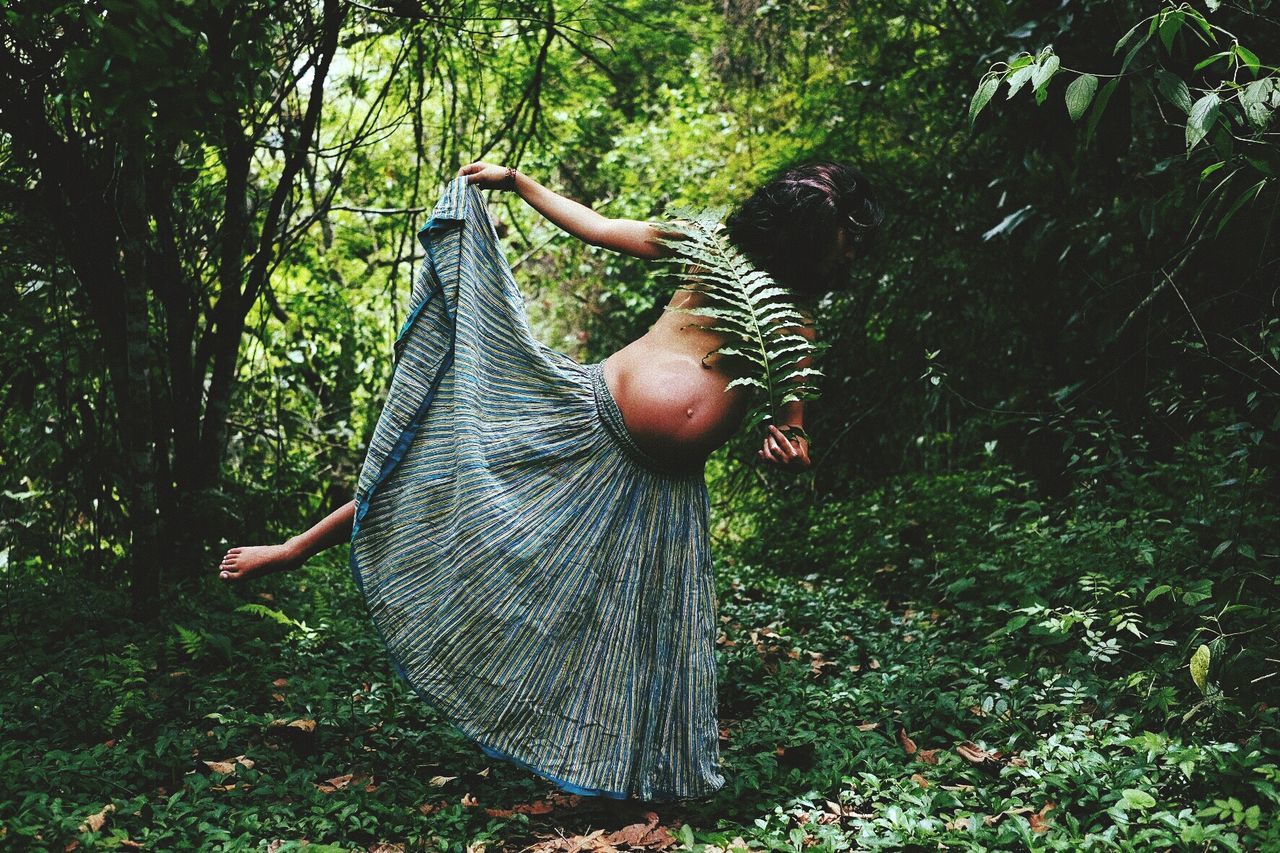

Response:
(217, 160), (882, 802)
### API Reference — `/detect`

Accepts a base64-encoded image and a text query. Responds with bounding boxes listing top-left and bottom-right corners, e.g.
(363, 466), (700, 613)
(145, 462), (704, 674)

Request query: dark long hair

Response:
(726, 160), (883, 300)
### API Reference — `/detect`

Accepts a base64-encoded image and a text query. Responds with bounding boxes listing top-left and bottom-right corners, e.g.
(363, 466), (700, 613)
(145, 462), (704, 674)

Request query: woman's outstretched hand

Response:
(759, 424), (811, 471)
(458, 161), (515, 190)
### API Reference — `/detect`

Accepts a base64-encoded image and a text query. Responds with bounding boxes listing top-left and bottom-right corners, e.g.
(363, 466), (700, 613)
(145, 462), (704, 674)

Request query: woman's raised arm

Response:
(458, 161), (677, 260)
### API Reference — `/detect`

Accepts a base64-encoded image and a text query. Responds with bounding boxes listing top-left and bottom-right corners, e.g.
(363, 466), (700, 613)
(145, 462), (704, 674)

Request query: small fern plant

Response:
(648, 206), (824, 438)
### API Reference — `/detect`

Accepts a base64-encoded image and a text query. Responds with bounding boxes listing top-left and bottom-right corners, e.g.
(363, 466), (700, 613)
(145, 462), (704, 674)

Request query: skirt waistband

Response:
(587, 362), (703, 479)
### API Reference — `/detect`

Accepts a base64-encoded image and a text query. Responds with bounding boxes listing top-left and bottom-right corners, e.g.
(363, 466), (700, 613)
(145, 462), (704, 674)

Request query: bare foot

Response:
(218, 542), (305, 583)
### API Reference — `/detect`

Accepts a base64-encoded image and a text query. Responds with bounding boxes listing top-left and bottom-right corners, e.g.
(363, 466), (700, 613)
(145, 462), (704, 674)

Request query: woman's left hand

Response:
(758, 424), (811, 471)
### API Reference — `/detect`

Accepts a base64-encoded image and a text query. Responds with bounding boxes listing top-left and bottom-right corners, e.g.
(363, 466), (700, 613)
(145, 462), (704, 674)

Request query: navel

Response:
(685, 407), (695, 419)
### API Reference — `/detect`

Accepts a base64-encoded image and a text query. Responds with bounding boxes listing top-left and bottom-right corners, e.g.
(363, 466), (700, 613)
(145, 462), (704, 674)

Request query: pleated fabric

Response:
(349, 176), (725, 801)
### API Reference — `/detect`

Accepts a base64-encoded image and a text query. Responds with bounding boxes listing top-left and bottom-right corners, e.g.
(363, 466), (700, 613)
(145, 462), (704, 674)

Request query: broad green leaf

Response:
(1190, 643), (1211, 693)
(1186, 92), (1220, 150)
(1065, 74), (1098, 121)
(1155, 69), (1193, 113)
(1242, 78), (1275, 129)
(1193, 51), (1231, 71)
(1086, 77), (1120, 145)
(1184, 8), (1214, 39)
(1032, 54), (1060, 92)
(1121, 789), (1158, 809)
(1144, 584), (1172, 604)
(1200, 160), (1226, 181)
(1158, 11), (1183, 53)
(1113, 19), (1149, 55)
(969, 76), (999, 126)
(1233, 43), (1260, 75)
(1005, 65), (1035, 99)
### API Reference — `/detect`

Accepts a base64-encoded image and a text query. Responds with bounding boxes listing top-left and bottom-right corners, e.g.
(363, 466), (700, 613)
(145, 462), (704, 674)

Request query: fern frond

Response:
(235, 603), (318, 641)
(650, 208), (823, 433)
(174, 624), (207, 659)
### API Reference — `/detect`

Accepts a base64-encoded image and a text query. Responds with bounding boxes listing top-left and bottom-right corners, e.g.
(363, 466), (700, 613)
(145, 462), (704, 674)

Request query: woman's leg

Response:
(218, 499), (356, 582)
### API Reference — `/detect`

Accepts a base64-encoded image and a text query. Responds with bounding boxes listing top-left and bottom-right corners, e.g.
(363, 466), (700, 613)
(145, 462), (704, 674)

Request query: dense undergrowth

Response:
(1, 415), (1276, 851)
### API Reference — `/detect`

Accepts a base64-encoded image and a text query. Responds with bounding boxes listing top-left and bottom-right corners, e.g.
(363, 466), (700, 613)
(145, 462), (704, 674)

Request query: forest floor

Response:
(2, 458), (1277, 850)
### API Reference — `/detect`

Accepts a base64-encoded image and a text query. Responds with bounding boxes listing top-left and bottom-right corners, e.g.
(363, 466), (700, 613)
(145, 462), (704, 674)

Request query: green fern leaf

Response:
(650, 209), (823, 433)
(174, 624), (206, 659)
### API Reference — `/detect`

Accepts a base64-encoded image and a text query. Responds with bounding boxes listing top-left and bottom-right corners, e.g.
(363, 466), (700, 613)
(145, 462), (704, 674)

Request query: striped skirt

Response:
(349, 176), (725, 801)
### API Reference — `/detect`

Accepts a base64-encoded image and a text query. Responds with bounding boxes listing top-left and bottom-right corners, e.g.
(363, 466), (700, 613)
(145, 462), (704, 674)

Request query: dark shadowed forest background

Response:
(2, 0), (1279, 849)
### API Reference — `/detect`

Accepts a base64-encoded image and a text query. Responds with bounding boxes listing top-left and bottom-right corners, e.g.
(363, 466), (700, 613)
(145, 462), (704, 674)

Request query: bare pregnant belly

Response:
(602, 348), (750, 467)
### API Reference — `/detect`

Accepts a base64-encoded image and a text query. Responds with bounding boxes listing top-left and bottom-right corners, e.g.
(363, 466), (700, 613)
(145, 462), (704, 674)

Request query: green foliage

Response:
(5, 428), (1279, 849)
(969, 4), (1277, 240)
(235, 603), (319, 644)
(650, 208), (823, 437)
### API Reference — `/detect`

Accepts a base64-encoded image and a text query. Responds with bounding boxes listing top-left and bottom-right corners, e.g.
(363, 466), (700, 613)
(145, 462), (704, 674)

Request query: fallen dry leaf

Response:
(604, 811), (659, 846)
(911, 773), (929, 788)
(606, 811), (677, 851)
(1029, 802), (1056, 834)
(982, 806), (1037, 828)
(419, 799), (448, 815)
(315, 773), (353, 794)
(272, 677), (288, 687)
(267, 717), (316, 734)
(955, 741), (998, 765)
(807, 651), (841, 680)
(203, 755), (254, 775)
(898, 728), (918, 756)
(916, 748), (940, 765)
(369, 845), (406, 853)
(429, 775), (458, 787)
(526, 828), (609, 852)
(856, 722), (879, 732)
(267, 718), (318, 754)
